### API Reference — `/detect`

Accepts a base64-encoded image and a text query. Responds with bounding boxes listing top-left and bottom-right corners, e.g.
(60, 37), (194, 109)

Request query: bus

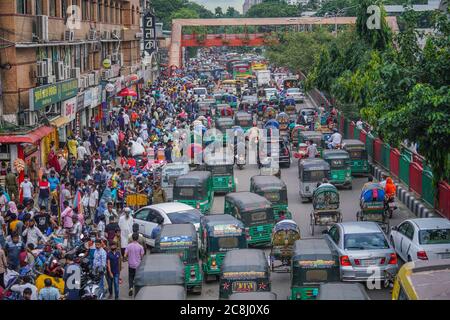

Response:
(232, 63), (252, 80)
(283, 76), (300, 89)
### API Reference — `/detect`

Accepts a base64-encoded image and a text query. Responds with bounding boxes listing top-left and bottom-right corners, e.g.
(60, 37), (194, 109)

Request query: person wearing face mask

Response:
(20, 175), (34, 205)
(106, 241), (122, 300)
(22, 218), (47, 248)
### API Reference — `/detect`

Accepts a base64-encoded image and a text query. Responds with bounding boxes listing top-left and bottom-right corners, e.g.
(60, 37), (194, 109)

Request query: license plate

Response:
(361, 259), (378, 267)
(232, 281), (256, 292)
(440, 253), (450, 259)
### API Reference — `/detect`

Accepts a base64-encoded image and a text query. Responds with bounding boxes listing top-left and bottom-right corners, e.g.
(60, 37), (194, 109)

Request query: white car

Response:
(389, 218), (450, 262)
(133, 202), (203, 247)
(286, 88), (305, 102)
(193, 87), (208, 99)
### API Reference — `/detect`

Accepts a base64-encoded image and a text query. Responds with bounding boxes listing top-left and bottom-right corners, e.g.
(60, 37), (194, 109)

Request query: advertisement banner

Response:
(77, 92), (85, 112)
(30, 78), (78, 111)
(62, 97), (77, 122)
(84, 88), (92, 108)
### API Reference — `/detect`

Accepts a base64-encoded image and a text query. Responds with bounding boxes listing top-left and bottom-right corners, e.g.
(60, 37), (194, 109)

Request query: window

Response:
(131, 6), (135, 25)
(344, 233), (389, 250)
(98, 0), (102, 21)
(35, 0), (43, 15)
(116, 4), (120, 24)
(135, 209), (149, 221)
(136, 7), (140, 25)
(104, 1), (108, 23)
(147, 210), (163, 224)
(82, 0), (88, 20)
(62, 0), (68, 18)
(328, 226), (340, 245)
(17, 0), (30, 14)
(419, 229), (450, 245)
(119, 4), (122, 24)
(75, 45), (81, 68)
(49, 0), (57, 16)
(400, 222), (414, 240)
(90, 1), (95, 21)
(110, 1), (114, 24)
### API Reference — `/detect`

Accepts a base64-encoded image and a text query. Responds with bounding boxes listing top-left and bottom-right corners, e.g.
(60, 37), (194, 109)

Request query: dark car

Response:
(258, 137), (291, 168)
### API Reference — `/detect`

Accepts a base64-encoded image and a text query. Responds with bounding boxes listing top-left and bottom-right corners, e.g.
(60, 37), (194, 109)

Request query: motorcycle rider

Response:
(327, 128), (342, 149)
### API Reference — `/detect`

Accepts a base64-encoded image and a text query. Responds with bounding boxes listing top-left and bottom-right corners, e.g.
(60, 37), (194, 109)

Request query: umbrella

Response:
(118, 88), (137, 97)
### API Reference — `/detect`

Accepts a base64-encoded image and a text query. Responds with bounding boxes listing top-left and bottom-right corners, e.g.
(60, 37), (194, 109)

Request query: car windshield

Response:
(167, 210), (203, 224)
(419, 229), (450, 245)
(287, 88), (300, 93)
(344, 233), (389, 250)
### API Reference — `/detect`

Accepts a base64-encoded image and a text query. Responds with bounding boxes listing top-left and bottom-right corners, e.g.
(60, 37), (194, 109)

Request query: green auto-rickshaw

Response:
(290, 238), (340, 300)
(234, 112), (253, 132)
(204, 161), (236, 194)
(155, 223), (203, 294)
(133, 254), (185, 297)
(215, 117), (235, 145)
(173, 171), (214, 214)
(322, 150), (352, 189)
(298, 158), (330, 203)
(200, 214), (247, 281)
(220, 249), (271, 299)
(134, 285), (187, 300)
(342, 139), (369, 176)
(249, 175), (292, 221)
(298, 131), (323, 154)
(224, 192), (275, 246)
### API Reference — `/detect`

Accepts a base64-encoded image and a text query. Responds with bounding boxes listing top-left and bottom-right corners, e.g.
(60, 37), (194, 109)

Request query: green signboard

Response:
(31, 78), (78, 111)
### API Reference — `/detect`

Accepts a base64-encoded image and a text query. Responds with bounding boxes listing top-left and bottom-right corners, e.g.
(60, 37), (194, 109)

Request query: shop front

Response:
(76, 92), (85, 137)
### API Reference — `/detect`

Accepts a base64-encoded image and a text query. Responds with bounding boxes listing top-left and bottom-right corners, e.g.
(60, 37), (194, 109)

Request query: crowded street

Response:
(0, 0), (449, 303)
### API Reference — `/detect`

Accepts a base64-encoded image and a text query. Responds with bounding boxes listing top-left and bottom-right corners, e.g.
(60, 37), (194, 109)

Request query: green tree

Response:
(355, 0), (392, 50)
(246, 1), (299, 18)
(225, 6), (241, 18)
(316, 0), (359, 16)
(214, 7), (224, 17)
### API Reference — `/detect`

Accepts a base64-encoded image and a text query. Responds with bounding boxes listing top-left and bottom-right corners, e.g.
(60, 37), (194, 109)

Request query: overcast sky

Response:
(191, 0), (246, 13)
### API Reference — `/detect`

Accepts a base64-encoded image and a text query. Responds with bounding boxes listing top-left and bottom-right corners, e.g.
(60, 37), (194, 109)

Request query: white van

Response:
(193, 87), (208, 99)
(161, 163), (190, 201)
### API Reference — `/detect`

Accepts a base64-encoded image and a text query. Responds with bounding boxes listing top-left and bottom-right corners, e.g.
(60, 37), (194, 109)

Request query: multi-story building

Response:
(0, 0), (146, 184)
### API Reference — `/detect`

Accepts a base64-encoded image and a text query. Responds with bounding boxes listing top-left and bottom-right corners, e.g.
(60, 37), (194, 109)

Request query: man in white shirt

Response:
(88, 185), (99, 221)
(328, 129), (342, 149)
(83, 139), (92, 156)
(20, 175), (34, 203)
(77, 144), (87, 160)
(123, 113), (130, 129)
(11, 276), (38, 300)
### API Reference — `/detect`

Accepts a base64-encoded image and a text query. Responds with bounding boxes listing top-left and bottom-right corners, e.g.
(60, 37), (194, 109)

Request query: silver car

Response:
(324, 221), (399, 282)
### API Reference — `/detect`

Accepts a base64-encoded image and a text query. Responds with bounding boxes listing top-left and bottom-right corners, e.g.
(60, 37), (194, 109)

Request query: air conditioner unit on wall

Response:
(43, 58), (52, 76)
(88, 73), (95, 87)
(47, 75), (56, 84)
(36, 15), (49, 42)
(55, 61), (65, 81)
(102, 31), (110, 40)
(93, 70), (100, 85)
(64, 30), (74, 41)
(36, 61), (48, 78)
(64, 66), (71, 80)
(71, 67), (81, 79)
(112, 29), (120, 39)
(88, 29), (97, 41)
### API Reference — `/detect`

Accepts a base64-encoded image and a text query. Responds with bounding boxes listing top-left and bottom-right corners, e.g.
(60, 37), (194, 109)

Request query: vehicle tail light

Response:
(196, 203), (200, 209)
(284, 149), (289, 156)
(190, 267), (196, 279)
(417, 251), (428, 261)
(340, 255), (352, 266)
(353, 259), (360, 266)
(211, 257), (217, 269)
(389, 253), (398, 264)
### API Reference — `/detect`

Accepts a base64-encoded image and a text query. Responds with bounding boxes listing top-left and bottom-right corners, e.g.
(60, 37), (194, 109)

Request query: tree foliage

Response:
(245, 0), (299, 18)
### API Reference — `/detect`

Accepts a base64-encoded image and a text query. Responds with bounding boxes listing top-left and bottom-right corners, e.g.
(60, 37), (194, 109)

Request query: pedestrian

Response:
(22, 218), (47, 248)
(61, 200), (73, 235)
(38, 278), (61, 300)
(118, 208), (134, 257)
(63, 254), (81, 300)
(5, 168), (18, 201)
(106, 241), (121, 300)
(69, 215), (82, 248)
(4, 233), (25, 271)
(22, 287), (33, 300)
(152, 182), (167, 204)
(0, 245), (7, 287)
(306, 139), (318, 159)
(38, 174), (50, 211)
(127, 223), (147, 255)
(92, 239), (107, 294)
(124, 233), (144, 297)
(10, 275), (38, 300)
(20, 174), (34, 204)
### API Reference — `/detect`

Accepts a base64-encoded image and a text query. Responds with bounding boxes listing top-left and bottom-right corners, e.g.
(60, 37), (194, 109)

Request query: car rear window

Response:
(167, 210), (202, 224)
(419, 229), (450, 245)
(344, 233), (389, 250)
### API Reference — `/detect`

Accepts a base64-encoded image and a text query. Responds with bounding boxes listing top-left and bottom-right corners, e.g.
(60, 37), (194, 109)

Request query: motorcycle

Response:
(79, 254), (105, 300)
(385, 195), (397, 218)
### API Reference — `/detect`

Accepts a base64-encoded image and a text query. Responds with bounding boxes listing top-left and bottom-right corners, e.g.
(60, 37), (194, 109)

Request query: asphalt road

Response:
(114, 98), (415, 300)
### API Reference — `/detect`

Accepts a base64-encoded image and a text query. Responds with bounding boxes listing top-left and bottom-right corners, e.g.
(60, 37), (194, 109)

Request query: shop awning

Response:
(0, 126), (54, 144)
(50, 116), (70, 128)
